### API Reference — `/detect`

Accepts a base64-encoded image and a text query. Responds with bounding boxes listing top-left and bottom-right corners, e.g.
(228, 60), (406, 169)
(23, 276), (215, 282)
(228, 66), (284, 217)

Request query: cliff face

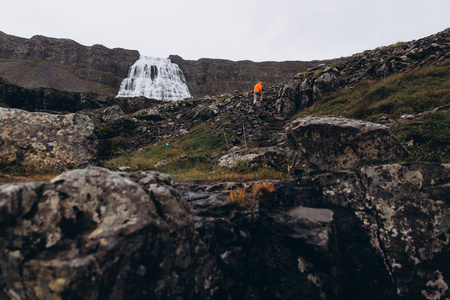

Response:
(169, 55), (342, 97)
(0, 31), (139, 95)
(0, 30), (342, 98)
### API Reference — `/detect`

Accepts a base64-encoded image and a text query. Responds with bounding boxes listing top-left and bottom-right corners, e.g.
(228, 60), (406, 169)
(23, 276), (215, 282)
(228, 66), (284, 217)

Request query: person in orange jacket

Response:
(253, 81), (263, 104)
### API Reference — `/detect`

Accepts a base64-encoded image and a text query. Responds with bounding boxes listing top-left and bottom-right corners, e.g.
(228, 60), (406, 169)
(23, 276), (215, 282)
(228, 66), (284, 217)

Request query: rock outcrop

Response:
(0, 167), (219, 299)
(314, 163), (450, 299)
(0, 76), (114, 112)
(177, 162), (449, 300)
(285, 117), (409, 174)
(176, 180), (341, 300)
(0, 163), (448, 299)
(0, 107), (98, 169)
(271, 28), (450, 114)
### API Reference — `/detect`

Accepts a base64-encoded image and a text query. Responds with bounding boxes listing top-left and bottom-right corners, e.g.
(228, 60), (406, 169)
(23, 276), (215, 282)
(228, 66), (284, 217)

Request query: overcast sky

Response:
(1, 0), (449, 62)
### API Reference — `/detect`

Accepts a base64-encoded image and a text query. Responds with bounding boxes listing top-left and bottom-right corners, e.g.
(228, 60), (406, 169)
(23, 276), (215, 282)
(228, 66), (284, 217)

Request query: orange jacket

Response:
(254, 82), (262, 93)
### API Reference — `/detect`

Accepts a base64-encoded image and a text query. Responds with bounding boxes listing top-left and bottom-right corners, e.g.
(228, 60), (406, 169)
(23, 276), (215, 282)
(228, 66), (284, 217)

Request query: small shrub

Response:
(108, 136), (131, 154)
(252, 181), (275, 199)
(226, 181), (276, 212)
(227, 187), (254, 209)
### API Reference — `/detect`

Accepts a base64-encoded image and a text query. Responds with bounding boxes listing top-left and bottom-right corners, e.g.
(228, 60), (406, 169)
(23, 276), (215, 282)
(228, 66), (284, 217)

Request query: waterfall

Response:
(116, 56), (192, 101)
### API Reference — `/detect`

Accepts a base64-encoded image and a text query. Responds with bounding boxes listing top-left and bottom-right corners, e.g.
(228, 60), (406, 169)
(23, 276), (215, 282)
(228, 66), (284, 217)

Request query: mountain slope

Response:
(0, 31), (139, 95)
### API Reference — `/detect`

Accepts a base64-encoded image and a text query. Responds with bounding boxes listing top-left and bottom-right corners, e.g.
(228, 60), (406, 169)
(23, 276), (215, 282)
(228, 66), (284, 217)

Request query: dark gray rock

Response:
(131, 108), (163, 120)
(315, 72), (339, 92)
(315, 163), (450, 299)
(285, 116), (409, 174)
(0, 167), (219, 300)
(0, 76), (114, 112)
(102, 105), (124, 122)
(177, 180), (340, 300)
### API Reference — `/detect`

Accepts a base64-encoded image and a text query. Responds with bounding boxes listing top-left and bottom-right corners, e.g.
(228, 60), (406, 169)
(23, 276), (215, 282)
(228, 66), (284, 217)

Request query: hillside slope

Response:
(96, 28), (450, 177)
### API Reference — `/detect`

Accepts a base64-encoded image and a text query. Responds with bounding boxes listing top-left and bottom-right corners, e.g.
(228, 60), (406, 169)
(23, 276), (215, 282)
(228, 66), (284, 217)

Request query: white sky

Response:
(1, 0), (449, 62)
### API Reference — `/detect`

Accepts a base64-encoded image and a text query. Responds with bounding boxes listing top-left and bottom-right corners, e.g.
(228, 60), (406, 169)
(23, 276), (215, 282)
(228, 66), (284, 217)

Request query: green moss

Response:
(392, 111), (450, 163)
(108, 136), (131, 154)
(179, 125), (227, 154)
(95, 117), (142, 138)
(298, 62), (450, 120)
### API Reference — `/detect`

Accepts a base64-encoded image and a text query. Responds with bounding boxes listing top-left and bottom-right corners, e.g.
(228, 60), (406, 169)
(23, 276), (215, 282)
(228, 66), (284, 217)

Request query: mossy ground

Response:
(102, 125), (289, 183)
(295, 60), (450, 163)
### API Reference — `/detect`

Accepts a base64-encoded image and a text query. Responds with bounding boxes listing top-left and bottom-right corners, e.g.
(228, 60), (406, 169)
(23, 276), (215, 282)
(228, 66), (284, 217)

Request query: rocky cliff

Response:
(0, 167), (219, 299)
(0, 31), (139, 95)
(0, 31), (341, 99)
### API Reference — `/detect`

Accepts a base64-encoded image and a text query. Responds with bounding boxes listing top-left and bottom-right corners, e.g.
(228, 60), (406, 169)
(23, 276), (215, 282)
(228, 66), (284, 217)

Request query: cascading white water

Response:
(116, 56), (192, 101)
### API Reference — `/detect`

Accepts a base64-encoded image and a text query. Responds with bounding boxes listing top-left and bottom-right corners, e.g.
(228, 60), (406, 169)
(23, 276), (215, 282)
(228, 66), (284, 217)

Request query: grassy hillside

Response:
(295, 60), (450, 163)
(103, 125), (289, 183)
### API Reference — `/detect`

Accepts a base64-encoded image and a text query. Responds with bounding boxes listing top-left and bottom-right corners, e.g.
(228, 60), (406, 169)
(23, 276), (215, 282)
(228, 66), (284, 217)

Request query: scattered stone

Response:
(102, 105), (124, 122)
(154, 159), (169, 169)
(218, 151), (260, 168)
(131, 108), (163, 120)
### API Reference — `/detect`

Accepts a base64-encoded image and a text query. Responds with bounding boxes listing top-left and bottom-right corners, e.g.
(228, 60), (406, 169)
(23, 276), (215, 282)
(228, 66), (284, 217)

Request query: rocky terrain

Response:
(0, 31), (340, 99)
(0, 28), (449, 299)
(169, 55), (342, 98)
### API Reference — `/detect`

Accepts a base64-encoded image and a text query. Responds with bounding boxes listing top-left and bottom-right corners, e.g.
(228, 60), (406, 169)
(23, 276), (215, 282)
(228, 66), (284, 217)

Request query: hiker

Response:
(253, 81), (263, 104)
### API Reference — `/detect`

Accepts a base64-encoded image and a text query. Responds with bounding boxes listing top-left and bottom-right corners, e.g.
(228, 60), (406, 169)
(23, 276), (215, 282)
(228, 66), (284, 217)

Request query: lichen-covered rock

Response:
(102, 105), (124, 122)
(218, 151), (261, 168)
(0, 107), (97, 170)
(218, 147), (286, 170)
(0, 167), (219, 300)
(315, 163), (450, 299)
(285, 116), (409, 174)
(131, 108), (163, 120)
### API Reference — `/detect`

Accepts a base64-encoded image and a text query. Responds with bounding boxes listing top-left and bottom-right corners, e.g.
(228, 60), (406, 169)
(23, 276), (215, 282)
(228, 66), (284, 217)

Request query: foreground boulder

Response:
(176, 181), (340, 300)
(0, 167), (219, 299)
(315, 163), (450, 299)
(0, 107), (97, 169)
(177, 162), (449, 300)
(285, 116), (409, 174)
